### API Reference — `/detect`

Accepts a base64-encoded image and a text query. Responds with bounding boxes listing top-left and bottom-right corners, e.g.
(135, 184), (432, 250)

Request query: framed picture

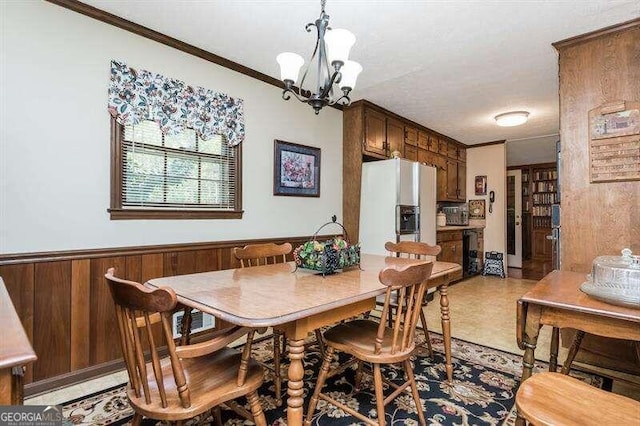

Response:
(468, 199), (486, 220)
(475, 175), (487, 196)
(274, 140), (321, 197)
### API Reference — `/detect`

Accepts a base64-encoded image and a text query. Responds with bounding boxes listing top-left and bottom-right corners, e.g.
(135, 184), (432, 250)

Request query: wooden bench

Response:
(516, 372), (640, 425)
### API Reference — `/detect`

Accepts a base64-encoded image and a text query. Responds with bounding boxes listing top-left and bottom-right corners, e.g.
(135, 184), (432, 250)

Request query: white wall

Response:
(466, 144), (507, 259)
(506, 135), (557, 167)
(0, 2), (343, 254)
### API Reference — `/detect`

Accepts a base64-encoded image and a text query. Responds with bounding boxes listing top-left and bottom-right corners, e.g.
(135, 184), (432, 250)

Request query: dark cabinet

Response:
(386, 118), (404, 155)
(363, 109), (387, 157)
(442, 160), (466, 202)
(405, 144), (418, 161)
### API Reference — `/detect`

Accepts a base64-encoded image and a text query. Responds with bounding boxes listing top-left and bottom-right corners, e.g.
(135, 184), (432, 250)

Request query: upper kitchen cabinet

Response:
(360, 106), (404, 158)
(444, 159), (467, 202)
(362, 108), (388, 157)
(405, 127), (418, 146)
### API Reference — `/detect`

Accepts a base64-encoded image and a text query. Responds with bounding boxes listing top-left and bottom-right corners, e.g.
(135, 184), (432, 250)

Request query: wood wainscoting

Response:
(0, 234), (331, 395)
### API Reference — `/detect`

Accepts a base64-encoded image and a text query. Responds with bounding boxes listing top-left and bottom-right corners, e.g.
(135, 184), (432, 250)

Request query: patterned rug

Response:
(62, 331), (604, 425)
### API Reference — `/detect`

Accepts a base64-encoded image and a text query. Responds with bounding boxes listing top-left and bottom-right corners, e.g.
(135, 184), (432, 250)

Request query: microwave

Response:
(442, 205), (469, 226)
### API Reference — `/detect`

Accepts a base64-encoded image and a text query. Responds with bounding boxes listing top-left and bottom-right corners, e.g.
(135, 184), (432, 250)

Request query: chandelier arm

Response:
(318, 70), (341, 100)
(282, 87), (308, 103)
(298, 25), (321, 95)
(328, 92), (351, 106)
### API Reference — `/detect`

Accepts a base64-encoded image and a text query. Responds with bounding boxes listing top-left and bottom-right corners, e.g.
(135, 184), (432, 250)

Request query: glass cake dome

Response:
(580, 249), (640, 308)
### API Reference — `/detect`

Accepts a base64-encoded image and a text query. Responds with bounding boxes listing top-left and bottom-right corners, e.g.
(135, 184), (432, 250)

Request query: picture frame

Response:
(274, 140), (321, 197)
(475, 175), (487, 195)
(468, 199), (486, 220)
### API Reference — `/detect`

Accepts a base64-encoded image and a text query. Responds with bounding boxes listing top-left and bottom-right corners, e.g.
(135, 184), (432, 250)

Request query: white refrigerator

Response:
(359, 158), (437, 256)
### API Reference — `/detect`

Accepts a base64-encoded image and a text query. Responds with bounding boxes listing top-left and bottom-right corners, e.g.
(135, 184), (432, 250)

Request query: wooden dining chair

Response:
(104, 268), (267, 426)
(375, 241), (441, 357)
(515, 372), (640, 426)
(233, 242), (325, 406)
(305, 261), (434, 426)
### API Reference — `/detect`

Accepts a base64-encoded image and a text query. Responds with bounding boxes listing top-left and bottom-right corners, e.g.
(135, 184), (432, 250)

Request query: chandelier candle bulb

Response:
(276, 52), (304, 84)
(338, 60), (363, 90)
(325, 28), (356, 66)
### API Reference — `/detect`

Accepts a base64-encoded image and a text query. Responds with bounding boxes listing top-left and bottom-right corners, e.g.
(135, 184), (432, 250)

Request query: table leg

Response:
(560, 330), (585, 375)
(520, 304), (542, 382)
(516, 304), (542, 426)
(439, 281), (453, 384)
(549, 327), (559, 372)
(287, 338), (306, 426)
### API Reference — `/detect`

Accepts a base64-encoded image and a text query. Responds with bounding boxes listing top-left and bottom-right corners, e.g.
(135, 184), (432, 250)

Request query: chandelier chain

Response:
(321, 0), (326, 13)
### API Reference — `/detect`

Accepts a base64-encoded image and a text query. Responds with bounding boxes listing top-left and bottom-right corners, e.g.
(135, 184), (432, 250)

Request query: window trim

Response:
(109, 118), (243, 220)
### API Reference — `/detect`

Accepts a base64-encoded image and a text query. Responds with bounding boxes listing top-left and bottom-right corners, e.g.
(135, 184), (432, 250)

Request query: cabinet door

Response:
(386, 118), (404, 155)
(405, 144), (418, 161)
(438, 138), (448, 154)
(457, 161), (466, 200)
(446, 160), (459, 200)
(417, 148), (428, 164)
(447, 143), (458, 159)
(363, 109), (387, 156)
(439, 240), (463, 265)
(435, 156), (448, 201)
(458, 147), (466, 161)
(428, 135), (439, 153)
(405, 126), (418, 146)
(417, 130), (429, 150)
(532, 228), (552, 259)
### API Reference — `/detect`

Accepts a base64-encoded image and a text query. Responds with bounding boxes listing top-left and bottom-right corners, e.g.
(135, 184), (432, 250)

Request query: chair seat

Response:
(516, 372), (640, 426)
(128, 347), (264, 421)
(323, 319), (415, 363)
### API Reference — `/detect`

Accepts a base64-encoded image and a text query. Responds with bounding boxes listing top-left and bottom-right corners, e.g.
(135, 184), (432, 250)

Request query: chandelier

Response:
(276, 0), (362, 114)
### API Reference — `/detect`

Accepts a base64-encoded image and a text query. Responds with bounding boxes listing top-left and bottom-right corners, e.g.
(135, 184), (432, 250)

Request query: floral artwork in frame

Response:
(274, 140), (321, 197)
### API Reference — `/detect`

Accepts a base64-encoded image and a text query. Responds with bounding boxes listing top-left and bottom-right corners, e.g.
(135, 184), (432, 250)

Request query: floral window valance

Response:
(108, 60), (245, 146)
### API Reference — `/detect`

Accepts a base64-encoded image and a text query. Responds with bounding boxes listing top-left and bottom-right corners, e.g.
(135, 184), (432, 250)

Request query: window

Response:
(109, 119), (242, 219)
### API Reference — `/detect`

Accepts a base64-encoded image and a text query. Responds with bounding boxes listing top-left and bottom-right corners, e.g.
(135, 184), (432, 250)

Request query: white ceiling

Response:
(82, 0), (638, 153)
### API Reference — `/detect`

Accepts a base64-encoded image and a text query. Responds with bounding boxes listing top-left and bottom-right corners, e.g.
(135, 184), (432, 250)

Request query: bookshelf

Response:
(530, 164), (558, 259)
(511, 163), (557, 261)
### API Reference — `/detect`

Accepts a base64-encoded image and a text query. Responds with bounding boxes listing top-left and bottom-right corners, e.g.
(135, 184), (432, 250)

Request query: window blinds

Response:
(121, 120), (236, 210)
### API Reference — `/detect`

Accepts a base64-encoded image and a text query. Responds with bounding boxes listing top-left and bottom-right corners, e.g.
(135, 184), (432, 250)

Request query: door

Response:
(457, 161), (466, 200)
(507, 169), (523, 268)
(386, 118), (404, 155)
(446, 160), (458, 200)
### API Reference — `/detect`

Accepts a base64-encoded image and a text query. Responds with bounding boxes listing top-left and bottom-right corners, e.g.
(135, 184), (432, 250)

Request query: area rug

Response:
(61, 331), (604, 425)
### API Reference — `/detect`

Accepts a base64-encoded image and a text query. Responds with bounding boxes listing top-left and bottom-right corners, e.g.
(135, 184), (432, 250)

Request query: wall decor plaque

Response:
(588, 100), (640, 183)
(468, 199), (486, 220)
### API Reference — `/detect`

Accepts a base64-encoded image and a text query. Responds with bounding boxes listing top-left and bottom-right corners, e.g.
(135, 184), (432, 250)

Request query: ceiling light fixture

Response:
(276, 0), (362, 114)
(494, 111), (530, 127)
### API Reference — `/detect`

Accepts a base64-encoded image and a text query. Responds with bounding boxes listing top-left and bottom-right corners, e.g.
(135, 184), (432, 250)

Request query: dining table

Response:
(147, 253), (462, 426)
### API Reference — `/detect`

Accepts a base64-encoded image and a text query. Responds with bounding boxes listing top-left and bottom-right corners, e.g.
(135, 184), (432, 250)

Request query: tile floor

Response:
(25, 274), (639, 406)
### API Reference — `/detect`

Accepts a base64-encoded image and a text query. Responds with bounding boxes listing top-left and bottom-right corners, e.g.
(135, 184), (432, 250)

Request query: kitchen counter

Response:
(437, 225), (485, 231)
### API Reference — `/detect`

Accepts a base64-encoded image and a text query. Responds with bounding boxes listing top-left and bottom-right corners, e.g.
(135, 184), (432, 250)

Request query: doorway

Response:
(507, 170), (522, 268)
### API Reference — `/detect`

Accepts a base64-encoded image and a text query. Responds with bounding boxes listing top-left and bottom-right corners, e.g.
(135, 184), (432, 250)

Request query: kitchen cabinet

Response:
(417, 130), (428, 150)
(404, 144), (418, 161)
(363, 108), (388, 157)
(405, 127), (418, 146)
(442, 159), (466, 202)
(447, 142), (467, 161)
(436, 230), (464, 281)
(363, 108), (403, 158)
(386, 118), (404, 155)
(438, 138), (448, 155)
(428, 135), (439, 153)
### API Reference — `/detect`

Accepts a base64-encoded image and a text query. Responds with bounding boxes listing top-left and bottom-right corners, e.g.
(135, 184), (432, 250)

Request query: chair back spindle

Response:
(385, 241), (441, 260)
(375, 262), (433, 355)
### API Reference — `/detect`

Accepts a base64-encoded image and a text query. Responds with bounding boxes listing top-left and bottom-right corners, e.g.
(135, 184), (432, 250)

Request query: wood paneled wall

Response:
(555, 20), (640, 273)
(0, 234), (326, 395)
(554, 19), (640, 377)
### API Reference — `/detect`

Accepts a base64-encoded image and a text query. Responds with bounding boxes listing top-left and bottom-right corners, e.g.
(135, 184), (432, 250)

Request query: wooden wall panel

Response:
(33, 262), (71, 381)
(70, 260), (90, 370)
(0, 264), (34, 383)
(89, 257), (125, 365)
(0, 234), (329, 393)
(555, 19), (640, 379)
(557, 23), (640, 273)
